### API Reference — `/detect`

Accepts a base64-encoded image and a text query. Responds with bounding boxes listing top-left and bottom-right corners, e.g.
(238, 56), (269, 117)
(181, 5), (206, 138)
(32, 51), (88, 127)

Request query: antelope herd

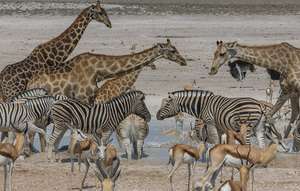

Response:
(0, 1), (298, 191)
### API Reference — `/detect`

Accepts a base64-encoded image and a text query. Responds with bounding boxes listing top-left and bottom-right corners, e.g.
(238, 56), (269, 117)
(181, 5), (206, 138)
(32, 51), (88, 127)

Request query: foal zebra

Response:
(156, 90), (276, 148)
(47, 90), (151, 161)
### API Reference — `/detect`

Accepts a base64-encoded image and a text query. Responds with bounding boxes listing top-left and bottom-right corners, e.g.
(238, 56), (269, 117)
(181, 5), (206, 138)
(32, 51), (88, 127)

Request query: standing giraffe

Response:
(27, 39), (187, 104)
(209, 41), (300, 138)
(0, 1), (111, 101)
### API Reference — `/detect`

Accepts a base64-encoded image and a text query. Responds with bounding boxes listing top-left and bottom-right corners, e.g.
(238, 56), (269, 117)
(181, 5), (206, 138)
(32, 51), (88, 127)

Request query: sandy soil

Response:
(1, 1), (300, 191)
(1, 152), (300, 191)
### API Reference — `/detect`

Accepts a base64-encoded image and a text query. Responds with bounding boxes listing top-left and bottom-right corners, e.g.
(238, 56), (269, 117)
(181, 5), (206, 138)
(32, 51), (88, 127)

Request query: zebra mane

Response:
(106, 90), (145, 103)
(10, 88), (48, 101)
(170, 90), (214, 97)
(24, 96), (54, 105)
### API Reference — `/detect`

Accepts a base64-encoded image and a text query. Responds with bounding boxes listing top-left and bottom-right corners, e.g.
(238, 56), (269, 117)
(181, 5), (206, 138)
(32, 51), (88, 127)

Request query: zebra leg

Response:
(255, 116), (266, 148)
(206, 123), (219, 144)
(39, 131), (47, 152)
(137, 139), (144, 159)
(123, 138), (132, 160)
(47, 123), (66, 162)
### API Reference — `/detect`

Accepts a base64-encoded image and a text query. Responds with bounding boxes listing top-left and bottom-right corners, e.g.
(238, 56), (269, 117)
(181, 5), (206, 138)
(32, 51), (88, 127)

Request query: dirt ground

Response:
(1, 1), (300, 191)
(0, 152), (300, 191)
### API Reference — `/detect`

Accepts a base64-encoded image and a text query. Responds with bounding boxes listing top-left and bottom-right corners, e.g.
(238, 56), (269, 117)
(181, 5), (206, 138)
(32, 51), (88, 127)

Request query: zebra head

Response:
(25, 96), (55, 117)
(156, 94), (179, 120)
(156, 39), (187, 66)
(130, 91), (151, 122)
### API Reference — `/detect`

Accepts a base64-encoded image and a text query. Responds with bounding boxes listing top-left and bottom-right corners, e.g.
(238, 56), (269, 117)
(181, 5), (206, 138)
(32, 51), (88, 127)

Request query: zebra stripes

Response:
(0, 96), (55, 131)
(157, 90), (269, 147)
(47, 90), (151, 160)
(9, 88), (48, 102)
(116, 114), (149, 159)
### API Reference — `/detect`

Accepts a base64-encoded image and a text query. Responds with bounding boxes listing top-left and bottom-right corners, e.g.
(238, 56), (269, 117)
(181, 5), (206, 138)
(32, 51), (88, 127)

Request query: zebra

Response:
(116, 114), (149, 160)
(0, 96), (54, 136)
(156, 90), (280, 148)
(47, 90), (151, 161)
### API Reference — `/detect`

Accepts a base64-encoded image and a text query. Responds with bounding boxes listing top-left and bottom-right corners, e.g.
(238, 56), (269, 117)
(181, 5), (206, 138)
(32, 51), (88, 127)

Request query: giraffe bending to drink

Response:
(209, 41), (300, 140)
(28, 39), (187, 104)
(0, 1), (111, 101)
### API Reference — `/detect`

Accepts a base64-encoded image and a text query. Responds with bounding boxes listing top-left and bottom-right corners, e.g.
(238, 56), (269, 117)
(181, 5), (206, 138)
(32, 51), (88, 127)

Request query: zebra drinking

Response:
(47, 90), (151, 161)
(156, 90), (280, 148)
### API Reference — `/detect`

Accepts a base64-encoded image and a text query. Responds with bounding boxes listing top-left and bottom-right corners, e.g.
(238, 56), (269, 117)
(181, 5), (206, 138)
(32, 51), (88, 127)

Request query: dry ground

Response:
(1, 1), (300, 191)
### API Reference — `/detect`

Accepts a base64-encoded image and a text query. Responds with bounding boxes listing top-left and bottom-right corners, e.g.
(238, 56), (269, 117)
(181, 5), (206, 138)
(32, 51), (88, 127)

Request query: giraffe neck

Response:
(94, 46), (162, 80)
(29, 6), (93, 64)
(95, 69), (142, 103)
(233, 44), (289, 74)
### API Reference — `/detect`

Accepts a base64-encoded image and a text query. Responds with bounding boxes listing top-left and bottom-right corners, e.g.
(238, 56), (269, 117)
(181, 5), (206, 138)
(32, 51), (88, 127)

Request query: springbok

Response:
(217, 165), (251, 191)
(194, 133), (287, 191)
(81, 143), (119, 191)
(168, 143), (206, 191)
(0, 124), (45, 191)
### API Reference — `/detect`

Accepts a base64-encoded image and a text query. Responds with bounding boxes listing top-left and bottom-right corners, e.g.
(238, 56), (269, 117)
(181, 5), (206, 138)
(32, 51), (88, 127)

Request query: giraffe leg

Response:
(284, 95), (299, 138)
(255, 116), (266, 148)
(267, 91), (290, 118)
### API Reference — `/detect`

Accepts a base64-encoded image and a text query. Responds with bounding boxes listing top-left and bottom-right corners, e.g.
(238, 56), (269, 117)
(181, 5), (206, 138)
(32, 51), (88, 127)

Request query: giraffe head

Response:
(209, 40), (239, 75)
(157, 39), (187, 66)
(89, 1), (112, 28)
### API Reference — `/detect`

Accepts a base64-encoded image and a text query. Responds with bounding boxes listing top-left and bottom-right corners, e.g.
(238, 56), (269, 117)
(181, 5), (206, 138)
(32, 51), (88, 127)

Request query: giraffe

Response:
(27, 39), (187, 104)
(209, 40), (300, 139)
(94, 70), (142, 102)
(0, 1), (111, 101)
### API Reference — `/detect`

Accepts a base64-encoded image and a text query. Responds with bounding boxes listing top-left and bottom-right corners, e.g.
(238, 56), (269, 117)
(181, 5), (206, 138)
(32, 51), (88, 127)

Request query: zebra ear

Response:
(168, 93), (175, 99)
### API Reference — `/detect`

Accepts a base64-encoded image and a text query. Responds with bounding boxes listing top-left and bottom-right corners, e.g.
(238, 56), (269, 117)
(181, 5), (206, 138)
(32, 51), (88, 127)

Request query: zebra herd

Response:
(0, 86), (290, 191)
